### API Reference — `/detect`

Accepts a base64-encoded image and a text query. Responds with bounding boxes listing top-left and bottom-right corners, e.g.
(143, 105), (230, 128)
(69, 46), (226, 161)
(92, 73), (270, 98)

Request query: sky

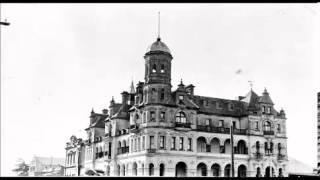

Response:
(1, 3), (319, 176)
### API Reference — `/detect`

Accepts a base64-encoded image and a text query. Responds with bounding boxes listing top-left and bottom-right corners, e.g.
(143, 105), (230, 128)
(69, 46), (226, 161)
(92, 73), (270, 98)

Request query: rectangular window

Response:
(188, 138), (192, 151)
(171, 137), (176, 150)
(150, 136), (154, 149)
(217, 102), (222, 109)
(150, 111), (156, 122)
(219, 120), (224, 127)
(268, 107), (271, 114)
(160, 112), (165, 121)
(262, 106), (265, 113)
(277, 124), (281, 133)
(205, 119), (210, 126)
(179, 95), (184, 100)
(255, 121), (259, 130)
(134, 139), (137, 152)
(179, 137), (184, 150)
(229, 103), (234, 111)
(142, 136), (145, 150)
(138, 137), (141, 151)
(160, 136), (165, 149)
(203, 100), (209, 106)
(160, 89), (165, 100)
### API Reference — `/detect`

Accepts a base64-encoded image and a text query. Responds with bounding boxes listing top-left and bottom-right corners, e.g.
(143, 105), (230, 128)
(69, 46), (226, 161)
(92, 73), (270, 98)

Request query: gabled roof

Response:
(192, 95), (245, 116)
(112, 103), (131, 120)
(241, 90), (260, 110)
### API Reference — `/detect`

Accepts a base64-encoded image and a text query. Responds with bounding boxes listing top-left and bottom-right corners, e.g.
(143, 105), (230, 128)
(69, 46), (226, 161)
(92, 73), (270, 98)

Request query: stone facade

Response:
(64, 37), (288, 177)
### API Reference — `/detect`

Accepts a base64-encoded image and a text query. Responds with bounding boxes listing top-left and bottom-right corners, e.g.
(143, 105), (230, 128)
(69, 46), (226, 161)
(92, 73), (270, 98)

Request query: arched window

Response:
(197, 137), (207, 152)
(270, 142), (274, 154)
(152, 64), (157, 73)
(278, 143), (282, 154)
(237, 140), (247, 154)
(160, 64), (165, 73)
(175, 112), (186, 123)
(149, 163), (154, 176)
(160, 163), (165, 176)
(263, 121), (272, 131)
(117, 165), (120, 176)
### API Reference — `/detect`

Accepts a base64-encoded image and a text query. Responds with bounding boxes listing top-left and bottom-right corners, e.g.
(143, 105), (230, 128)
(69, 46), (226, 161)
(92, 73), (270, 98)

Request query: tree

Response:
(12, 158), (29, 176)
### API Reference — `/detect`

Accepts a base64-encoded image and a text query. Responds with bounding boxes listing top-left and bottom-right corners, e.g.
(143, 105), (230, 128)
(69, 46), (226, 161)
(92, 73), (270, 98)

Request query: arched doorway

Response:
(224, 139), (231, 154)
(197, 137), (207, 152)
(237, 164), (246, 177)
(121, 164), (126, 176)
(149, 163), (154, 176)
(211, 163), (220, 177)
(224, 164), (231, 177)
(256, 167), (262, 177)
(106, 166), (110, 176)
(175, 162), (187, 177)
(265, 166), (274, 177)
(132, 162), (137, 176)
(197, 163), (207, 176)
(278, 168), (283, 177)
(159, 163), (165, 176)
(210, 138), (220, 153)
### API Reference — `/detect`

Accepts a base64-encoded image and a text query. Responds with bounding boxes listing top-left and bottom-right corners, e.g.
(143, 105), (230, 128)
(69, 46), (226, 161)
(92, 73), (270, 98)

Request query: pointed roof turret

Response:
(259, 88), (274, 105)
(130, 80), (135, 94)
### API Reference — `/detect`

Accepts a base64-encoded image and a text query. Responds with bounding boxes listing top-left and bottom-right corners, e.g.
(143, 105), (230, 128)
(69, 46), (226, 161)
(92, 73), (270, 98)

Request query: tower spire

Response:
(157, 11), (161, 41)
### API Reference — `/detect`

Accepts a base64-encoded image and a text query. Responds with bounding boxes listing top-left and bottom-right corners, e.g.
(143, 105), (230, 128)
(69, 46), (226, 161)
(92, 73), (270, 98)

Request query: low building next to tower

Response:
(64, 36), (289, 177)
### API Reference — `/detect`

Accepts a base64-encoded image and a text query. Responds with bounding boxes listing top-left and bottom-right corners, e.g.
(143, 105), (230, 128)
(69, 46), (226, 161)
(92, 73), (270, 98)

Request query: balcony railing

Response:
(147, 148), (156, 153)
(263, 131), (275, 135)
(175, 122), (191, 128)
(130, 124), (139, 133)
(197, 125), (247, 135)
(117, 147), (129, 155)
(254, 152), (263, 159)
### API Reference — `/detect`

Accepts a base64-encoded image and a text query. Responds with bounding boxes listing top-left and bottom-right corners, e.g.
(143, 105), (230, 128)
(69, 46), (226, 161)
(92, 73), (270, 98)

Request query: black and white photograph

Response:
(1, 3), (319, 177)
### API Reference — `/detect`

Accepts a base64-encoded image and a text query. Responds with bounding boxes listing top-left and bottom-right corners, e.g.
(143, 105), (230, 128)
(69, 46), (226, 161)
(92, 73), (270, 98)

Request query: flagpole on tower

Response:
(157, 11), (160, 40)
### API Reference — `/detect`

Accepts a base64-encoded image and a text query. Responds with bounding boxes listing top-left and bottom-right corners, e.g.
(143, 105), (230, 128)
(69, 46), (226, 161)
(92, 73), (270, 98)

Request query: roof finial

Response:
(248, 80), (253, 90)
(157, 11), (161, 41)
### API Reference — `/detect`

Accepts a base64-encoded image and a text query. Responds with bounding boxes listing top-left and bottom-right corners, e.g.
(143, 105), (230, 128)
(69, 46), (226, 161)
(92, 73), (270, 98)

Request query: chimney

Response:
(109, 97), (115, 116)
(186, 84), (195, 96)
(102, 109), (108, 115)
(121, 91), (129, 105)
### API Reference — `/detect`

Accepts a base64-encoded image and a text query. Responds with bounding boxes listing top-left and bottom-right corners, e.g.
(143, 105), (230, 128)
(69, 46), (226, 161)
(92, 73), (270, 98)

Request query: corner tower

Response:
(143, 37), (173, 104)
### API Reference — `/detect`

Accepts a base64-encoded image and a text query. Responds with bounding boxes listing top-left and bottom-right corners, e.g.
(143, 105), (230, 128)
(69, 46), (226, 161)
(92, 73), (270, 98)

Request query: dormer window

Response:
(204, 100), (209, 107)
(160, 89), (165, 101)
(218, 120), (224, 127)
(229, 103), (234, 111)
(150, 111), (156, 122)
(262, 106), (266, 113)
(152, 64), (157, 73)
(277, 124), (281, 133)
(160, 112), (165, 121)
(160, 64), (165, 73)
(216, 101), (223, 109)
(267, 107), (271, 114)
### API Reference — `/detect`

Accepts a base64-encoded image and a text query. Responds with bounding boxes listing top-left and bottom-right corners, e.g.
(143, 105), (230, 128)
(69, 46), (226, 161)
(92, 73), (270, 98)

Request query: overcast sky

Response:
(1, 3), (319, 176)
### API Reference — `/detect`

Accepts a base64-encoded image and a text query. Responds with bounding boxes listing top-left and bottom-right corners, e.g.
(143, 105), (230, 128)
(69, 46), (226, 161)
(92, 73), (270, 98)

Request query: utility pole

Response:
(230, 122), (235, 177)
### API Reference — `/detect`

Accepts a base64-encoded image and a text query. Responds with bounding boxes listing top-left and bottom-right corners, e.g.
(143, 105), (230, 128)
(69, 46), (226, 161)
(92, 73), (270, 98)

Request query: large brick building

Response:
(64, 36), (288, 177)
